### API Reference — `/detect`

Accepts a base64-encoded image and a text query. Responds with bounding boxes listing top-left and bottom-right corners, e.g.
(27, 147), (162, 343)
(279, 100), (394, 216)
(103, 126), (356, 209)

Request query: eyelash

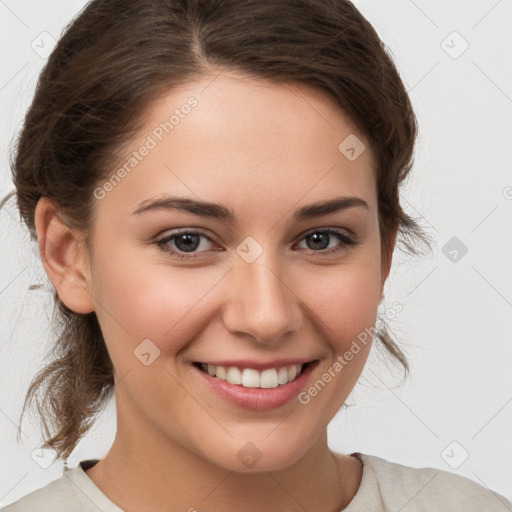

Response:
(155, 228), (358, 260)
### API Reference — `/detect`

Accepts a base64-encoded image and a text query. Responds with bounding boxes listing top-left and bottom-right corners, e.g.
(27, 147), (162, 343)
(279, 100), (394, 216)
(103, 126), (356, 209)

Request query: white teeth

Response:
(199, 363), (306, 388)
(242, 368), (260, 388)
(278, 367), (288, 385)
(226, 367), (242, 385)
(260, 368), (279, 388)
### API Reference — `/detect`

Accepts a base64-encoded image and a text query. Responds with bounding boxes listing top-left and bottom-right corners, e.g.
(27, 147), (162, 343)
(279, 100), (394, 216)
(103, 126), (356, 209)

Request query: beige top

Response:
(2, 452), (511, 511)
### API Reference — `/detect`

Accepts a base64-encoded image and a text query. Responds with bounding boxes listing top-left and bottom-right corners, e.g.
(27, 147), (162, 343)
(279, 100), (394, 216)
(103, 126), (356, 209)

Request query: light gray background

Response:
(1, 0), (511, 506)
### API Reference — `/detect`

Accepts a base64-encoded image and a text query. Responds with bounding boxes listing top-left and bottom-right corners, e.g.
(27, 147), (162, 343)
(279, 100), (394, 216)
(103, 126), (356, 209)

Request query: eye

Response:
(295, 228), (357, 256)
(155, 229), (217, 259)
(155, 227), (358, 260)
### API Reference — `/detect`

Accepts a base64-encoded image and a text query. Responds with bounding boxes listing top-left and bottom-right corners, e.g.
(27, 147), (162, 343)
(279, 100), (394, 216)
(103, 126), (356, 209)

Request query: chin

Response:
(193, 432), (314, 474)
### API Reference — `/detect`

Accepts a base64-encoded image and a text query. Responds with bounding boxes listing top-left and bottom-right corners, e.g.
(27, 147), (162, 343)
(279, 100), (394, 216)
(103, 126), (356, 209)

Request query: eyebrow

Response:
(132, 195), (369, 222)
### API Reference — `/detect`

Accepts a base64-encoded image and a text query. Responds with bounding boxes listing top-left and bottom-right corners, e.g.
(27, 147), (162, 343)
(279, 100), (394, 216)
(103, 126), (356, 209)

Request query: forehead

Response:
(96, 72), (377, 220)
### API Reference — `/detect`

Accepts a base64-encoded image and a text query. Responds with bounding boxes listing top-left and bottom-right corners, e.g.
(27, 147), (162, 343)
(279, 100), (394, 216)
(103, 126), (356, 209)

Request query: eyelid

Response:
(155, 227), (220, 246)
(300, 225), (356, 241)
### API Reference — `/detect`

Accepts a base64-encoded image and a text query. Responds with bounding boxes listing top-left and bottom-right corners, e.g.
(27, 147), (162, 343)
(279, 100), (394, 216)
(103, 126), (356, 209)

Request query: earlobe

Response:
(34, 197), (95, 314)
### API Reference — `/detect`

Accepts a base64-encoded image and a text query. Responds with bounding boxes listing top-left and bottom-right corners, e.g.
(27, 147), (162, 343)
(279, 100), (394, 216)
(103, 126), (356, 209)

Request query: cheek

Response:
(303, 259), (382, 350)
(291, 261), (381, 423)
(91, 245), (220, 352)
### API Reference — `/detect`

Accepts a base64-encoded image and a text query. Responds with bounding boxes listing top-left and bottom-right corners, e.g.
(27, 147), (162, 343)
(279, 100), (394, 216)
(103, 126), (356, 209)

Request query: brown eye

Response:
(156, 230), (216, 259)
(296, 228), (357, 255)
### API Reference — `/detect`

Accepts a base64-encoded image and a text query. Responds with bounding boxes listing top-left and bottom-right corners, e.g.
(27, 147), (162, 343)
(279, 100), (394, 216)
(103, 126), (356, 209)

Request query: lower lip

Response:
(192, 362), (318, 411)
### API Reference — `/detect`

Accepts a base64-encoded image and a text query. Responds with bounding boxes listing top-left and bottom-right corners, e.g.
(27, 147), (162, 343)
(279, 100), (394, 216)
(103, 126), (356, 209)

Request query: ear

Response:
(34, 197), (95, 314)
(380, 226), (398, 296)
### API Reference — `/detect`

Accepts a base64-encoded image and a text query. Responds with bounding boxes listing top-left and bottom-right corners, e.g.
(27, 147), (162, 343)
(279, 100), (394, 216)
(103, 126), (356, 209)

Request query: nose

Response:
(222, 251), (303, 344)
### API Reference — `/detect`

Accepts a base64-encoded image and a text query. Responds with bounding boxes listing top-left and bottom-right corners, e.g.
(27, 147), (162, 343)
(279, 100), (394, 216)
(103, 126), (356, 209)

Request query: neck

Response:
(84, 402), (362, 512)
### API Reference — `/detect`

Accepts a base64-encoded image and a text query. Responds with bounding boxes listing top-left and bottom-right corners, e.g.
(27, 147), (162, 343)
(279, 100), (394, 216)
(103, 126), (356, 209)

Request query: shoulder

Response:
(356, 452), (512, 511)
(0, 471), (80, 512)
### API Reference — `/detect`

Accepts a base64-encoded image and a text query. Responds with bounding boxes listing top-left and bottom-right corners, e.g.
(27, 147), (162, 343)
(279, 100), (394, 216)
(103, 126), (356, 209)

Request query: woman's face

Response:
(84, 72), (390, 471)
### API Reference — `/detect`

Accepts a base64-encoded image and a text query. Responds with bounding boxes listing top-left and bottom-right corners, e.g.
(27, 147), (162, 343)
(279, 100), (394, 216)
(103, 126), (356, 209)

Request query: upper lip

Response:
(194, 358), (317, 371)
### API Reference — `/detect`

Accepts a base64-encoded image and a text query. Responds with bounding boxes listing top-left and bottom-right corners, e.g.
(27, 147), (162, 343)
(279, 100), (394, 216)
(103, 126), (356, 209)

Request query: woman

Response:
(1, 0), (510, 510)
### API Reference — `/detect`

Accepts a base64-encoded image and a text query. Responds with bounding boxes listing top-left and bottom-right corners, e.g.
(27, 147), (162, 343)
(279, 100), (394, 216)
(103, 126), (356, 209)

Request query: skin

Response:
(35, 71), (397, 512)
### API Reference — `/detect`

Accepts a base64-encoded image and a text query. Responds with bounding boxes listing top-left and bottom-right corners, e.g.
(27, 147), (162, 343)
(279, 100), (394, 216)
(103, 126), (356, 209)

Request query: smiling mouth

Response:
(193, 361), (316, 389)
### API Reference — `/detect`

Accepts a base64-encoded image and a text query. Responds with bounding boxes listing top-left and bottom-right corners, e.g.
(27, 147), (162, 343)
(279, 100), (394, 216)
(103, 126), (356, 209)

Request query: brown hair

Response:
(1, 0), (432, 463)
